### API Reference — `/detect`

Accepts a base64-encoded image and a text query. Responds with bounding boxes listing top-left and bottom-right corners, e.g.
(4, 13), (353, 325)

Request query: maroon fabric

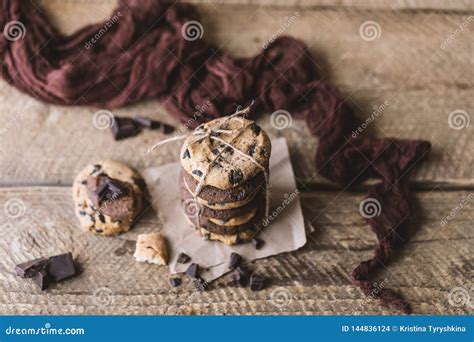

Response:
(1, 0), (431, 312)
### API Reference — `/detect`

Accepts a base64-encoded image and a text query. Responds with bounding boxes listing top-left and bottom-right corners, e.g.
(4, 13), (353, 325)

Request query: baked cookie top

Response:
(180, 116), (271, 190)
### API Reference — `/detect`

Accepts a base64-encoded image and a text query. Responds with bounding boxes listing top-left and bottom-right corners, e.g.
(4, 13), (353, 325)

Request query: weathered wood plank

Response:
(1, 2), (472, 187)
(0, 187), (471, 315)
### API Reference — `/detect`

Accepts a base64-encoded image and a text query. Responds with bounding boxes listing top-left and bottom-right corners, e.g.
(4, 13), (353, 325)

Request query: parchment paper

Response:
(141, 138), (306, 281)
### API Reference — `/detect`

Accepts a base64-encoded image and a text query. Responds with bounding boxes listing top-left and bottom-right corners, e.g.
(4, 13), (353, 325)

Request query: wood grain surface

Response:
(0, 0), (472, 315)
(1, 188), (472, 315)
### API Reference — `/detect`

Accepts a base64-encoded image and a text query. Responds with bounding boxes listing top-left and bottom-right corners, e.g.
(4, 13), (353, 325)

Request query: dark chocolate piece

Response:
(192, 170), (203, 177)
(133, 116), (175, 134)
(177, 253), (191, 264)
(194, 278), (208, 292)
(112, 117), (141, 141)
(228, 252), (242, 270)
(251, 237), (264, 249)
(229, 169), (244, 185)
(250, 123), (261, 135)
(182, 149), (190, 159)
(47, 253), (76, 282)
(232, 266), (251, 287)
(249, 273), (265, 291)
(248, 144), (256, 156)
(95, 176), (129, 202)
(185, 263), (199, 279)
(169, 278), (182, 287)
(34, 269), (52, 290)
(15, 257), (49, 278)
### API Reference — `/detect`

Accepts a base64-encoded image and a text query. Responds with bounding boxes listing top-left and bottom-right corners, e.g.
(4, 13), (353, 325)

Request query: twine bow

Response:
(149, 103), (270, 234)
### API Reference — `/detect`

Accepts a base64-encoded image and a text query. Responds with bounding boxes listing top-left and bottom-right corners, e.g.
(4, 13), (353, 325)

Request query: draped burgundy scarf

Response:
(1, 0), (431, 313)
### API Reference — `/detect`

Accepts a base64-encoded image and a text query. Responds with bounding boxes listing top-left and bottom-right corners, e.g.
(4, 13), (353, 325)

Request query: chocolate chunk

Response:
(229, 169), (244, 185)
(250, 123), (261, 136)
(177, 253), (191, 264)
(15, 257), (49, 278)
(194, 278), (208, 292)
(94, 176), (129, 203)
(192, 170), (203, 177)
(79, 211), (87, 216)
(225, 146), (234, 155)
(47, 253), (76, 282)
(133, 177), (147, 192)
(229, 252), (242, 270)
(169, 278), (182, 287)
(211, 148), (220, 155)
(232, 266), (251, 287)
(132, 116), (155, 128)
(34, 269), (52, 290)
(112, 117), (141, 141)
(133, 116), (175, 134)
(185, 263), (199, 279)
(182, 149), (190, 159)
(249, 273), (266, 291)
(251, 237), (264, 249)
(248, 144), (256, 156)
(98, 213), (106, 223)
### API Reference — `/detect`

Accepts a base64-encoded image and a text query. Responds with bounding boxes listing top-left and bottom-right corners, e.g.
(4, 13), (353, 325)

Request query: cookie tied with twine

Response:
(150, 106), (271, 244)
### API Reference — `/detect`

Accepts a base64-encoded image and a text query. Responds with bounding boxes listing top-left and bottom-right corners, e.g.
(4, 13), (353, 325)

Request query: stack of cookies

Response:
(179, 115), (271, 245)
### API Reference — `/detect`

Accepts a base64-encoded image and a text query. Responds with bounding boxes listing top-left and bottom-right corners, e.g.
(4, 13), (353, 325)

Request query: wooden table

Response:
(0, 0), (472, 315)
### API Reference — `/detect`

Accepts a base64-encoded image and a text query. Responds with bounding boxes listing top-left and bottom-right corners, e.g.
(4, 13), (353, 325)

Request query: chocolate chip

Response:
(185, 263), (199, 279)
(229, 169), (243, 185)
(133, 177), (147, 191)
(112, 117), (141, 141)
(47, 253), (76, 282)
(98, 213), (106, 223)
(261, 148), (268, 158)
(229, 252), (242, 270)
(79, 211), (87, 216)
(15, 257), (49, 278)
(248, 144), (256, 156)
(169, 278), (182, 287)
(232, 266), (251, 287)
(192, 170), (203, 177)
(249, 273), (266, 291)
(34, 269), (53, 291)
(182, 149), (190, 159)
(251, 237), (264, 249)
(194, 277), (208, 292)
(177, 253), (191, 264)
(225, 146), (234, 155)
(80, 180), (87, 185)
(250, 123), (261, 136)
(211, 148), (220, 155)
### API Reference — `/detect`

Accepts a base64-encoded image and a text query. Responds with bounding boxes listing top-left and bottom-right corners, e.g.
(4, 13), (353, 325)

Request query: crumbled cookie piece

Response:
(133, 233), (169, 265)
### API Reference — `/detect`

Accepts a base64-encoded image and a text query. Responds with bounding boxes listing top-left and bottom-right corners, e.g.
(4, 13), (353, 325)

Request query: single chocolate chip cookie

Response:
(72, 160), (145, 236)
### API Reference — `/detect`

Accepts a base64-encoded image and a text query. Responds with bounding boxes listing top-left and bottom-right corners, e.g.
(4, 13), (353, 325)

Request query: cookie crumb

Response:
(134, 233), (169, 265)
